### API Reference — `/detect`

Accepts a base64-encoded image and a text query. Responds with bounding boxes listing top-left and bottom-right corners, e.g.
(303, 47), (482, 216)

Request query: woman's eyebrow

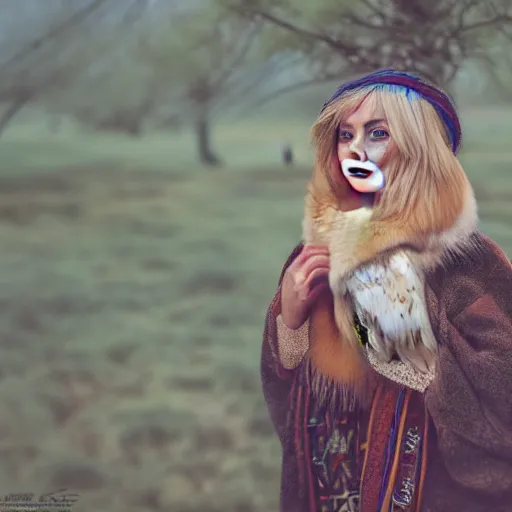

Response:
(365, 119), (386, 128)
(338, 118), (386, 129)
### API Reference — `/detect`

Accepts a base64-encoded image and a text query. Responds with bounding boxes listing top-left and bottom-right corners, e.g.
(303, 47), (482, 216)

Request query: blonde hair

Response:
(309, 85), (470, 234)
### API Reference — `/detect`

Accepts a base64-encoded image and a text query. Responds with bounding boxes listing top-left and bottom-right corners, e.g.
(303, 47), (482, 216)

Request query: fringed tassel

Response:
(307, 290), (376, 410)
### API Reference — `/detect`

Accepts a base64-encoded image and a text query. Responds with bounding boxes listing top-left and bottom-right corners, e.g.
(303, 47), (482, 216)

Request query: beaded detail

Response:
(276, 314), (310, 370)
(366, 343), (436, 393)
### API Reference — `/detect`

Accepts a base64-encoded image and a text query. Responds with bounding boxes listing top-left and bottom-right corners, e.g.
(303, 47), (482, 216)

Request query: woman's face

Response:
(336, 97), (395, 167)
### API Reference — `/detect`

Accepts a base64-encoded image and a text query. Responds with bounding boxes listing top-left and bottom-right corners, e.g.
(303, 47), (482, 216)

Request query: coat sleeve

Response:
(424, 235), (512, 497)
(261, 242), (305, 444)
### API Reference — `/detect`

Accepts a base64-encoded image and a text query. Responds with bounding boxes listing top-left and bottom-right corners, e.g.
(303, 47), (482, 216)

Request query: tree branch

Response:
(460, 13), (512, 32)
(209, 55), (292, 116)
(360, 0), (389, 21)
(435, 0), (464, 20)
(210, 20), (262, 93)
(0, 97), (29, 136)
(0, 0), (112, 74)
(229, 5), (360, 55)
(235, 73), (343, 116)
(343, 13), (384, 31)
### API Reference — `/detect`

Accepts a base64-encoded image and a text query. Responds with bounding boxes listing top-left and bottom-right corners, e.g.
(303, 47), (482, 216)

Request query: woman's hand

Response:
(280, 244), (330, 329)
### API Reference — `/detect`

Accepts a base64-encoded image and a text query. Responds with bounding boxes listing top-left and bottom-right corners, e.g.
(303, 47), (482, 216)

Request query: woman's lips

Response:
(341, 158), (385, 193)
(348, 167), (372, 178)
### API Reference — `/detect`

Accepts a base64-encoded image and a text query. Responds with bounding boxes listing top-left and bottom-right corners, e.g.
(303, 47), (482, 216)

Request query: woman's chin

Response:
(338, 187), (376, 211)
(349, 187), (376, 208)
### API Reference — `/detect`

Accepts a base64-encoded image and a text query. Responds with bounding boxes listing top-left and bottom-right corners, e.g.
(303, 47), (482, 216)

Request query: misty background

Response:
(0, 0), (510, 511)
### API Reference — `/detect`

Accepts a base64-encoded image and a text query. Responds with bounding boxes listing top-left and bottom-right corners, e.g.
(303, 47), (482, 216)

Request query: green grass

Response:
(0, 104), (510, 512)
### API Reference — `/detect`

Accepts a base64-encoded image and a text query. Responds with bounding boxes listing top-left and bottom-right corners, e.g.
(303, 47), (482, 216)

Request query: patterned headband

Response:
(321, 69), (461, 154)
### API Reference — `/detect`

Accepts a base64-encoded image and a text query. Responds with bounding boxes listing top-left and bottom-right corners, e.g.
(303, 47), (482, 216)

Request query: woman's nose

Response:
(348, 140), (367, 161)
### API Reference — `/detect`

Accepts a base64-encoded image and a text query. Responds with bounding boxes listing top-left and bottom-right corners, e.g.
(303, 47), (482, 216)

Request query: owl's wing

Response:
(346, 251), (437, 373)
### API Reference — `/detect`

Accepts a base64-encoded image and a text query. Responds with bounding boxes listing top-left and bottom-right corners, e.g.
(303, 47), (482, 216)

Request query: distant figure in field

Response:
(282, 143), (294, 167)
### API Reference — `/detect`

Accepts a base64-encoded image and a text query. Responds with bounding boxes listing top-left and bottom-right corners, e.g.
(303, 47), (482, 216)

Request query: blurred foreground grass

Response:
(0, 105), (510, 512)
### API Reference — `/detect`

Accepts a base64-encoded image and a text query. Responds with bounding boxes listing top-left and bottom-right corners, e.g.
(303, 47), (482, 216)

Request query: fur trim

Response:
(306, 290), (377, 409)
(303, 176), (478, 395)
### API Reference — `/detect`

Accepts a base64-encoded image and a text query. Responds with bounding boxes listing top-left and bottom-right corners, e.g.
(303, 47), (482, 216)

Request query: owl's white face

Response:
(336, 97), (396, 194)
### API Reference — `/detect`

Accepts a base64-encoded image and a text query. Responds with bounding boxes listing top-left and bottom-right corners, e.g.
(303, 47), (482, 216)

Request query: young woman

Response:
(262, 69), (512, 512)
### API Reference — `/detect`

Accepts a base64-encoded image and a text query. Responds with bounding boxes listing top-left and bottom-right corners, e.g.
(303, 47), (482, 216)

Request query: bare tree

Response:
(0, 0), (115, 135)
(0, 0), (156, 136)
(219, 0), (512, 92)
(41, 1), (268, 166)
(53, 39), (157, 137)
(134, 6), (264, 166)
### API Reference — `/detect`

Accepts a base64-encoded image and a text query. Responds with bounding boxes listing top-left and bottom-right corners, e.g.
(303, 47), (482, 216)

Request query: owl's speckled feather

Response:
(346, 251), (437, 373)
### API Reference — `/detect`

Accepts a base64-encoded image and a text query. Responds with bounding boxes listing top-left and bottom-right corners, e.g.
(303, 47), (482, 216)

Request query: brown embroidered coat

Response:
(262, 232), (512, 511)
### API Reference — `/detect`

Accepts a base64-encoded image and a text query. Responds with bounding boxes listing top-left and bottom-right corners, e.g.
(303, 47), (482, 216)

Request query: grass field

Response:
(0, 104), (510, 512)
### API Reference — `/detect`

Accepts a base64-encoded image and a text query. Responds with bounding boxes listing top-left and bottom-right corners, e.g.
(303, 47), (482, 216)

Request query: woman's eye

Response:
(370, 129), (389, 139)
(339, 131), (353, 141)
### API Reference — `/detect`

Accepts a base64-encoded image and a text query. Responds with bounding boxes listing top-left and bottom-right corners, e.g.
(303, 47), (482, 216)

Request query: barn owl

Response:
(345, 247), (437, 373)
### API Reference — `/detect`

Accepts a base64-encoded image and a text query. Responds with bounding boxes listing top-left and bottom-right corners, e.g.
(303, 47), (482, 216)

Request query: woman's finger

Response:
(290, 244), (329, 271)
(304, 266), (330, 290)
(297, 267), (330, 299)
(299, 254), (330, 281)
(294, 255), (330, 286)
